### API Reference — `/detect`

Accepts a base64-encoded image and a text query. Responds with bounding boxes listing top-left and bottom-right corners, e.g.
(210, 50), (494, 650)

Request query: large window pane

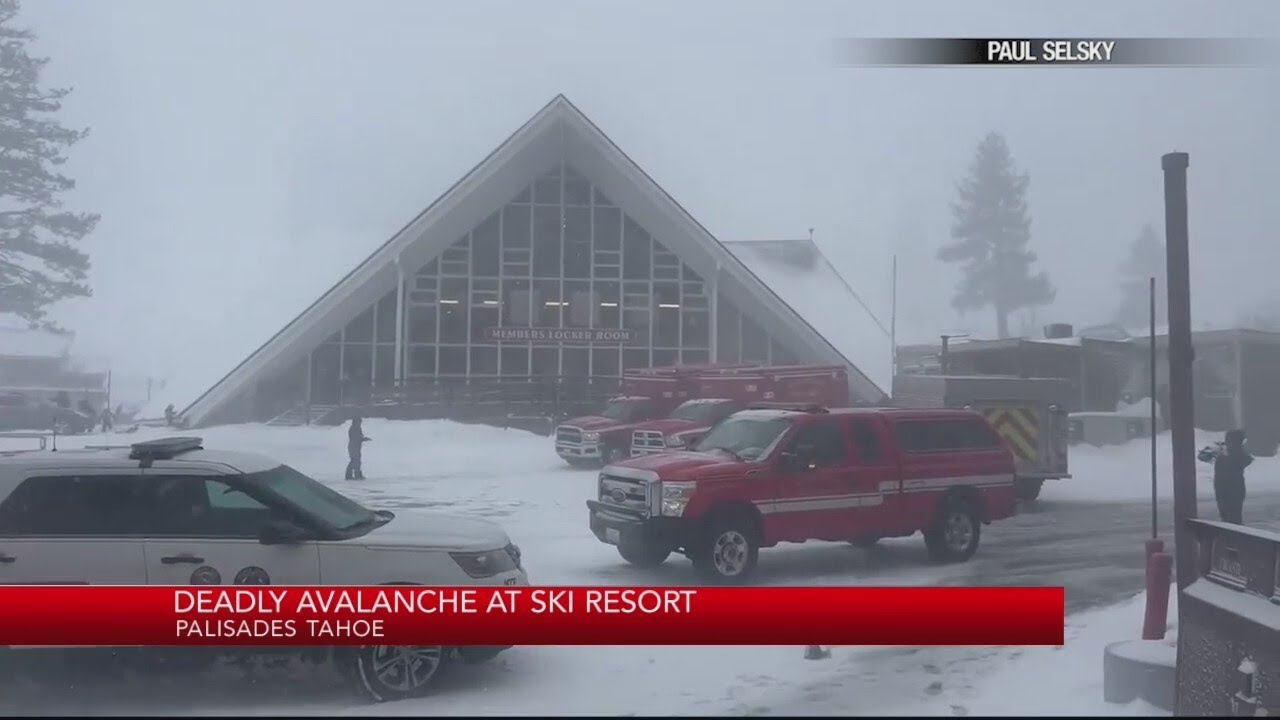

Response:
(623, 348), (650, 370)
(502, 279), (531, 327)
(742, 314), (769, 362)
(438, 347), (466, 376)
(407, 304), (437, 343)
(374, 345), (395, 388)
(344, 307), (374, 343)
(593, 206), (621, 250)
(532, 348), (558, 376)
(771, 338), (796, 365)
(623, 309), (650, 346)
(439, 278), (468, 344)
(653, 348), (678, 367)
(563, 348), (589, 377)
(595, 281), (620, 329)
(407, 346), (435, 375)
(470, 346), (498, 375)
(375, 291), (397, 344)
(534, 167), (561, 205)
(623, 216), (650, 279)
(683, 310), (710, 348)
(500, 345), (529, 376)
(654, 282), (680, 347)
(564, 166), (591, 206)
(716, 295), (740, 362)
(563, 206), (590, 279)
(503, 205), (531, 248)
(472, 212), (500, 277)
(565, 281), (593, 328)
(533, 206), (561, 277)
(533, 279), (561, 327)
(341, 344), (373, 401)
(470, 306), (499, 344)
(682, 349), (710, 365)
(593, 347), (620, 378)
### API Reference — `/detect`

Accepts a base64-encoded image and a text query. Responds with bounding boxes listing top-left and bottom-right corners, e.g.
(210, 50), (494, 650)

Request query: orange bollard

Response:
(1142, 551), (1173, 640)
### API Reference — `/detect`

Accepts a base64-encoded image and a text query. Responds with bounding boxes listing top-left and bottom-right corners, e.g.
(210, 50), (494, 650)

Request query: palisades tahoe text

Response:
(174, 588), (697, 639)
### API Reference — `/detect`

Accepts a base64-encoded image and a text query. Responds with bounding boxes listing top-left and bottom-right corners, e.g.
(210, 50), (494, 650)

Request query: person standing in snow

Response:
(99, 406), (114, 433)
(345, 414), (371, 480)
(1198, 428), (1252, 524)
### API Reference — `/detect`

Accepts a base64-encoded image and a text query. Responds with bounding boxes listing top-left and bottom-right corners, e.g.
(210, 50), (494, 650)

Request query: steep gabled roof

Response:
(181, 95), (888, 425)
(722, 239), (892, 394)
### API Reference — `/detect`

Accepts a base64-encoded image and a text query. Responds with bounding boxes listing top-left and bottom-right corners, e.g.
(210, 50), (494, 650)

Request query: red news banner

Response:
(0, 586), (1064, 646)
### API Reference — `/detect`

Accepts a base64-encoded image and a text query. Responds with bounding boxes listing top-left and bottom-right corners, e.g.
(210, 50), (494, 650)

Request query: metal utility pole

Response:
(891, 255), (898, 378)
(1162, 152), (1197, 591)
(1150, 276), (1159, 540)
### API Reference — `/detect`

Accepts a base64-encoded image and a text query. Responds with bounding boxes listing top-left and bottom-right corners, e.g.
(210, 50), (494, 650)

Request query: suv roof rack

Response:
(746, 403), (829, 414)
(129, 436), (204, 467)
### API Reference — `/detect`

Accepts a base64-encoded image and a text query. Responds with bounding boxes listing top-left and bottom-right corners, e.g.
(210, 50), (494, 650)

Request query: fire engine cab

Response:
(586, 405), (1018, 583)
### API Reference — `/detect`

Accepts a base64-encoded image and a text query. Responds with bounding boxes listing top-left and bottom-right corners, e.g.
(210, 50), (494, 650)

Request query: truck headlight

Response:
(450, 549), (519, 578)
(581, 431), (600, 443)
(660, 481), (696, 517)
(665, 435), (685, 448)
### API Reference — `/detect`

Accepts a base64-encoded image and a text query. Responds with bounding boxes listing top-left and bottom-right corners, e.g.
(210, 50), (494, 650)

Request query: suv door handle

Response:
(0, 553), (15, 564)
(160, 554), (205, 565)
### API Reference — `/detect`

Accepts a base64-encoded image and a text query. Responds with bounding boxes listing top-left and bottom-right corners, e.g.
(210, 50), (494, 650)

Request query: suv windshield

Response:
(693, 416), (792, 461)
(243, 464), (381, 534)
(670, 401), (731, 425)
(601, 401), (638, 421)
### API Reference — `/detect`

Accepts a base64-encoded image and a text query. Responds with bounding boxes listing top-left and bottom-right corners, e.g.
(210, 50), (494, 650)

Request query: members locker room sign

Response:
(482, 327), (635, 345)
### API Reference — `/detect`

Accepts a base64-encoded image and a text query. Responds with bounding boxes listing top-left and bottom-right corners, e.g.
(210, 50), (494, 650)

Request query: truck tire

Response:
(693, 513), (759, 584)
(349, 645), (446, 702)
(618, 540), (671, 568)
(1016, 479), (1044, 501)
(924, 496), (981, 563)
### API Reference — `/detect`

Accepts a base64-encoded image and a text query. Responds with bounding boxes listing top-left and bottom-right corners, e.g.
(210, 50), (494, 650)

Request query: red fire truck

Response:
(554, 364), (848, 467)
(587, 405), (1018, 583)
(628, 365), (850, 457)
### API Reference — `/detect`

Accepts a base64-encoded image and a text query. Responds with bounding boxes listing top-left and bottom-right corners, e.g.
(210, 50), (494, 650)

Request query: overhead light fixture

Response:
(658, 303), (680, 309)
(600, 302), (619, 308)
(482, 300), (500, 305)
(440, 299), (460, 305)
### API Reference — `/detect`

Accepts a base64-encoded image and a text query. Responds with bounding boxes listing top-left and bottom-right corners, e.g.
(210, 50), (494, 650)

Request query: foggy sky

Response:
(17, 0), (1280, 403)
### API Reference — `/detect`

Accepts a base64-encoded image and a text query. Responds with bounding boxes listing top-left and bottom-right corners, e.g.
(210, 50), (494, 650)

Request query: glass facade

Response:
(280, 162), (796, 409)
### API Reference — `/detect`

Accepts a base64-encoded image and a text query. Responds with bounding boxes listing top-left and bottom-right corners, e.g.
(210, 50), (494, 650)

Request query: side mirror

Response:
(259, 519), (308, 545)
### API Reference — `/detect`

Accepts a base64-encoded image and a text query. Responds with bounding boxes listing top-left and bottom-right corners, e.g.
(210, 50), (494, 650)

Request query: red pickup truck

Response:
(587, 406), (1018, 583)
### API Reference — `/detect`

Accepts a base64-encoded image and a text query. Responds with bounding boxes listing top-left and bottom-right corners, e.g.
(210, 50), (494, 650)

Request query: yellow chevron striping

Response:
(982, 407), (1039, 462)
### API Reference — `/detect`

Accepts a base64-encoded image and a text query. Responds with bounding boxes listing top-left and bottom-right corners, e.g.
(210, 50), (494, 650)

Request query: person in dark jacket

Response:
(1198, 429), (1252, 524)
(345, 415), (371, 480)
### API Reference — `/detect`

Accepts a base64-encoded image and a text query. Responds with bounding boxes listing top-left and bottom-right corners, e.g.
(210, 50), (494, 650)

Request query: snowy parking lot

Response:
(3, 419), (1277, 715)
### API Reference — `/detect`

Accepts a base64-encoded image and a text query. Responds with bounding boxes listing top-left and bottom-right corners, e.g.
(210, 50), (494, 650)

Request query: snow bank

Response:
(1055, 430), (1280, 503)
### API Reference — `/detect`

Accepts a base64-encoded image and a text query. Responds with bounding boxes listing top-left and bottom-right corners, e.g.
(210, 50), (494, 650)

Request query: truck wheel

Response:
(618, 540), (671, 568)
(693, 514), (759, 584)
(924, 496), (981, 563)
(349, 645), (446, 702)
(1016, 479), (1044, 501)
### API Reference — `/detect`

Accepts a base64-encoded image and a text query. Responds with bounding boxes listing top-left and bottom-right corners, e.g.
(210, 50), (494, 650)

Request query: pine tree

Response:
(0, 0), (97, 328)
(1113, 224), (1166, 330)
(939, 132), (1054, 338)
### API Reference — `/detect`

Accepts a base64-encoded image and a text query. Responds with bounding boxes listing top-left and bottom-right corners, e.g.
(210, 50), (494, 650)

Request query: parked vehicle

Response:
(630, 399), (744, 457)
(0, 436), (529, 702)
(892, 374), (1072, 501)
(556, 364), (850, 467)
(587, 406), (1018, 583)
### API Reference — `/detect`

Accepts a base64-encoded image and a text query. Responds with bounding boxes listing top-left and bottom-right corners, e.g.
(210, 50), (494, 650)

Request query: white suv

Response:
(0, 436), (529, 702)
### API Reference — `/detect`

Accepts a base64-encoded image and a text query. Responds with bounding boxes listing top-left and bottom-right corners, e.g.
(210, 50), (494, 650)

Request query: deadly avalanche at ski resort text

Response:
(174, 588), (698, 615)
(988, 40), (1117, 63)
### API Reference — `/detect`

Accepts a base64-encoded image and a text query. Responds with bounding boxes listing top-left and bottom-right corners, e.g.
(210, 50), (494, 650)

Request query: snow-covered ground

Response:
(1054, 431), (1280, 504)
(0, 421), (1224, 714)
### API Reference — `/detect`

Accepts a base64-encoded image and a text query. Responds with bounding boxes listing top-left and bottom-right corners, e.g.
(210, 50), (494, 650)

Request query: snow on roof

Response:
(722, 239), (892, 396)
(0, 326), (73, 359)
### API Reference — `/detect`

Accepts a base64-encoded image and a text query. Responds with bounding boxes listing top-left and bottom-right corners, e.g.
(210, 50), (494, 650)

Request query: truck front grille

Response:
(557, 426), (583, 445)
(598, 473), (651, 514)
(631, 430), (667, 456)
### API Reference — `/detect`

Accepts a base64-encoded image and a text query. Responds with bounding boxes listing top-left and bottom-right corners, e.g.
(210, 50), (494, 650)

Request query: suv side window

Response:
(849, 421), (884, 464)
(0, 474), (149, 536)
(148, 475), (280, 538)
(896, 418), (1003, 453)
(787, 421), (850, 468)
